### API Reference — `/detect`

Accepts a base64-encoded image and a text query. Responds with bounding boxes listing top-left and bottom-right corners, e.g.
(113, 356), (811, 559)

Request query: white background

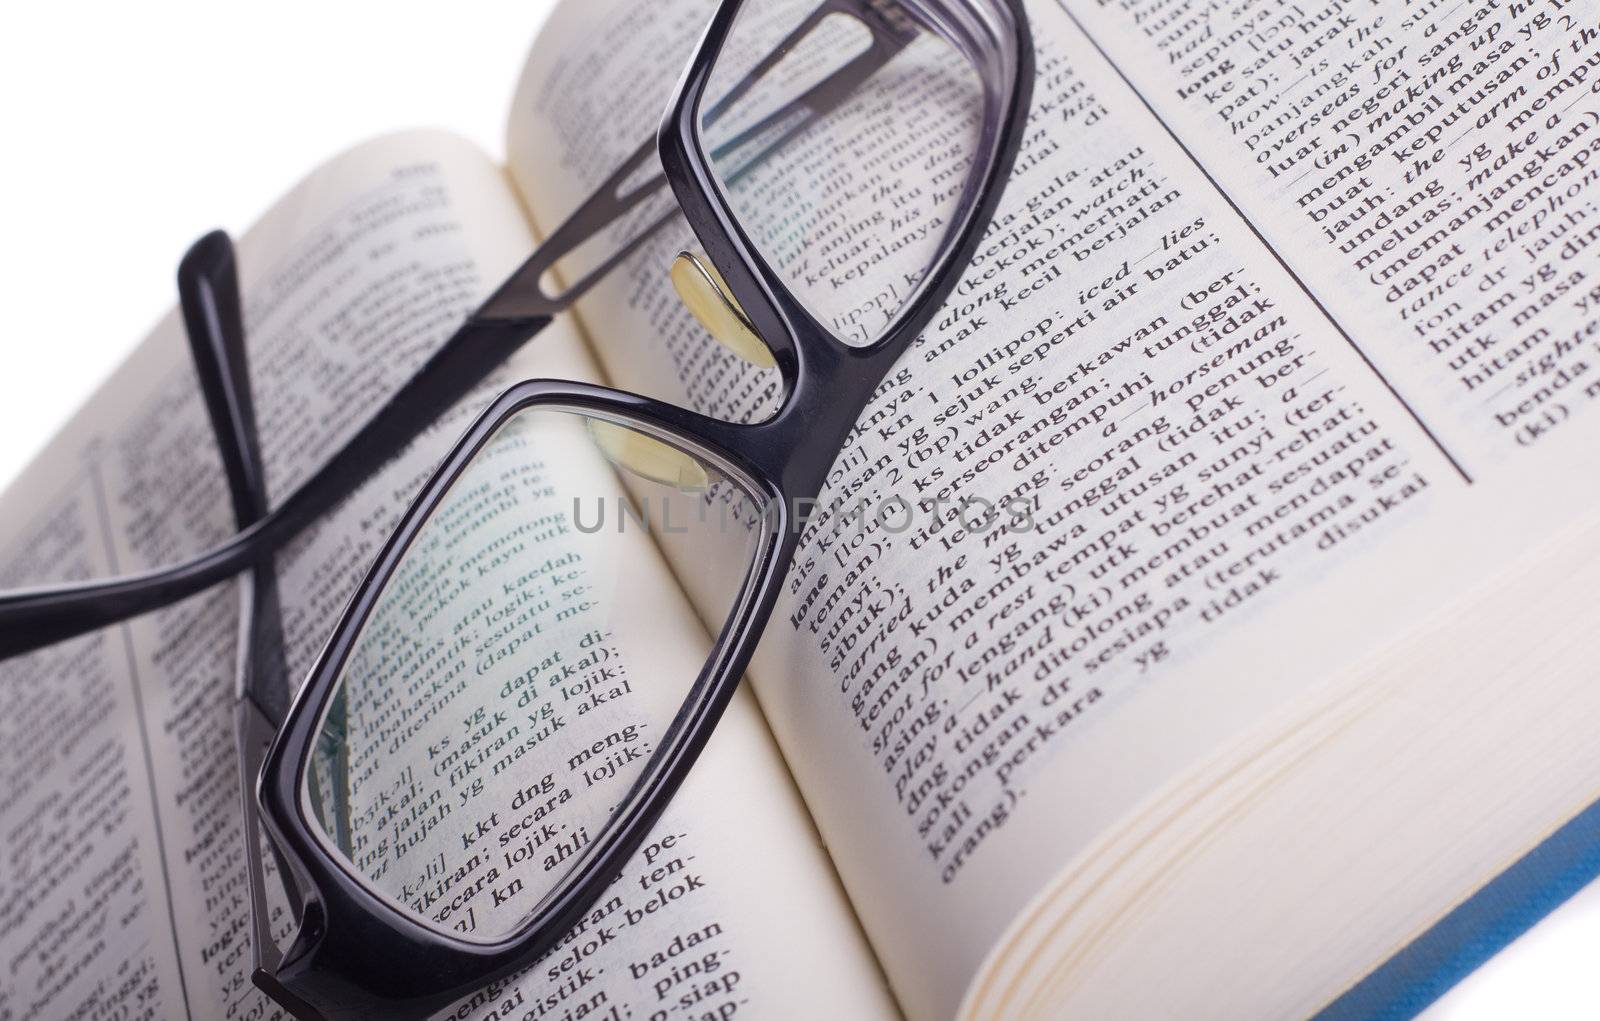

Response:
(1, 3), (1596, 1017)
(0, 3), (549, 491)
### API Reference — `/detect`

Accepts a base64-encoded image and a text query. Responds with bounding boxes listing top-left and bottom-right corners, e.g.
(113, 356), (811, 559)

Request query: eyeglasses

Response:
(0, 0), (1031, 1015)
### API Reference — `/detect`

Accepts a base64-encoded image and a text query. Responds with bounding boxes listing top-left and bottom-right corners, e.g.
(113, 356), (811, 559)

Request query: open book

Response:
(6, 0), (1600, 1016)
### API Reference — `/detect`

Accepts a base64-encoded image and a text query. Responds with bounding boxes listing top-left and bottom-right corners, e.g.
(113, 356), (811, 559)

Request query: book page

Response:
(0, 130), (891, 1019)
(503, 0), (1600, 1016)
(960, 482), (1600, 1018)
(1059, 0), (1600, 472)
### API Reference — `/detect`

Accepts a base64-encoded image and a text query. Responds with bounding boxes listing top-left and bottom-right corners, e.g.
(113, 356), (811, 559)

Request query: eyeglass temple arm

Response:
(179, 230), (296, 727)
(0, 3), (905, 662)
(183, 235), (325, 1016)
(0, 309), (552, 661)
(180, 232), (269, 529)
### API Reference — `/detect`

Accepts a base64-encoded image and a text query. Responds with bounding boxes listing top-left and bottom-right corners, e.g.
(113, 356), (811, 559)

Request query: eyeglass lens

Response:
(303, 406), (766, 941)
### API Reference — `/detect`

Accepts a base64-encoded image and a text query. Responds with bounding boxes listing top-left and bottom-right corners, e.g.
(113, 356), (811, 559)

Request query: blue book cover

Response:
(1315, 798), (1600, 1019)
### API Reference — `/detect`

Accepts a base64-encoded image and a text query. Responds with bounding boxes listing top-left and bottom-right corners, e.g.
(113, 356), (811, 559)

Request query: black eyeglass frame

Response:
(0, 0), (1031, 1016)
(250, 0), (1032, 1015)
(0, 0), (1018, 661)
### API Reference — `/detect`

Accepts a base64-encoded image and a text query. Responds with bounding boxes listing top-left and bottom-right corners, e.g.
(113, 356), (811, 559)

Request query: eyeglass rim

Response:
(661, 0), (1029, 480)
(301, 388), (781, 924)
(251, 0), (1034, 1012)
(256, 379), (792, 1014)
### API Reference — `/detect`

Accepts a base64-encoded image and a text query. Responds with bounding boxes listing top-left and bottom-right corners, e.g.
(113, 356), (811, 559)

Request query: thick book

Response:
(3, 0), (1600, 1017)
